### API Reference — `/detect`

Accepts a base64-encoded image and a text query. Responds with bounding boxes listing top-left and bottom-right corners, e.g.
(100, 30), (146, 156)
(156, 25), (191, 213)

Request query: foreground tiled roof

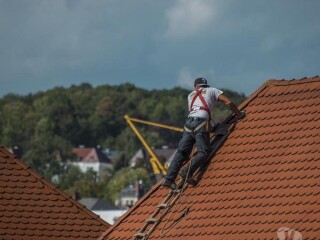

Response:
(0, 147), (110, 239)
(99, 76), (320, 240)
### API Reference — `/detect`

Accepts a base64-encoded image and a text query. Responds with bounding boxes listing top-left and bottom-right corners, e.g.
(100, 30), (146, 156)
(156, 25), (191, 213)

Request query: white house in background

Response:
(78, 198), (127, 225)
(115, 181), (145, 208)
(69, 147), (112, 179)
(115, 184), (137, 208)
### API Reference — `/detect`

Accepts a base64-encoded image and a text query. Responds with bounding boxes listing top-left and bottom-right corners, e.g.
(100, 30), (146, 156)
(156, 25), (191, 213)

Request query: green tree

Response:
(57, 164), (83, 190)
(73, 168), (99, 197)
(22, 117), (72, 179)
(58, 165), (110, 200)
(1, 100), (34, 148)
(112, 153), (127, 173)
(0, 82), (246, 200)
(33, 88), (81, 144)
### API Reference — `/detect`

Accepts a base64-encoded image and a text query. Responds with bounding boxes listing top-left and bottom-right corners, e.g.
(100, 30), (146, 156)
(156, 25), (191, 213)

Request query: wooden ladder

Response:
(132, 182), (187, 240)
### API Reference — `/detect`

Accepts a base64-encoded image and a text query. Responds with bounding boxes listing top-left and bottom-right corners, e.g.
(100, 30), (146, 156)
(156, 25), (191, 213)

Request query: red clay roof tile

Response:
(99, 76), (320, 240)
(0, 147), (110, 239)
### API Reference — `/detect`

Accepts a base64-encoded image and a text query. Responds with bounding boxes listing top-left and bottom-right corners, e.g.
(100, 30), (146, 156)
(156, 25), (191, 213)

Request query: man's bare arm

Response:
(218, 94), (245, 119)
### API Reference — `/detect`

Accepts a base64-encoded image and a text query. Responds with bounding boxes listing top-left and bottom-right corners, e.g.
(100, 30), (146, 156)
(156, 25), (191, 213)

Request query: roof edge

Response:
(223, 79), (269, 123)
(228, 76), (320, 118)
(265, 76), (319, 86)
(0, 146), (111, 229)
(238, 81), (267, 110)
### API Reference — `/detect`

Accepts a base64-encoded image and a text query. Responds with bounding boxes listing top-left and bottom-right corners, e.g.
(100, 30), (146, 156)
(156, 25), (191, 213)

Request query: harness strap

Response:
(190, 88), (211, 120)
(184, 120), (207, 133)
(189, 90), (201, 111)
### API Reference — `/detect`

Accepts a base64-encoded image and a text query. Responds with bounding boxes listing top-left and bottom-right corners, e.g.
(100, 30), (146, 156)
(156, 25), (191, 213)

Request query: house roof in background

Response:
(99, 76), (320, 240)
(153, 148), (176, 162)
(78, 198), (119, 211)
(130, 148), (176, 166)
(71, 147), (111, 164)
(0, 147), (110, 239)
(119, 184), (138, 198)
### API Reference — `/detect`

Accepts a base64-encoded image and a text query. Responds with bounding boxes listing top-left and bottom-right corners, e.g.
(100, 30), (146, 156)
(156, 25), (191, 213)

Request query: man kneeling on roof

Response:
(162, 77), (245, 190)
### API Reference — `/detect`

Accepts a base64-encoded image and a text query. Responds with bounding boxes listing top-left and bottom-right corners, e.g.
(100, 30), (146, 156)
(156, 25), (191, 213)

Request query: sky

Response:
(0, 0), (319, 97)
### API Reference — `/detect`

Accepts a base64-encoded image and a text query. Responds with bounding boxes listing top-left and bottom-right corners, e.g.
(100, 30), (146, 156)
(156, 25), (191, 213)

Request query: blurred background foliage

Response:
(0, 83), (246, 203)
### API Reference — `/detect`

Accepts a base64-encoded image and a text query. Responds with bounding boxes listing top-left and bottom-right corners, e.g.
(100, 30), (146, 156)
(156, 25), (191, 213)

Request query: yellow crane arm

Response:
(124, 115), (183, 176)
(126, 116), (183, 133)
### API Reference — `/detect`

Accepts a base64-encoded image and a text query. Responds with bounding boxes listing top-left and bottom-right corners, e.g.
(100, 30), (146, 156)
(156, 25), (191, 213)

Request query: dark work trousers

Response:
(165, 117), (210, 181)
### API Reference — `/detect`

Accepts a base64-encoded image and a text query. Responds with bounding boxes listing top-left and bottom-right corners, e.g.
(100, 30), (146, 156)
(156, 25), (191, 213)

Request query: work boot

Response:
(178, 167), (189, 180)
(161, 178), (177, 190)
(179, 167), (197, 186)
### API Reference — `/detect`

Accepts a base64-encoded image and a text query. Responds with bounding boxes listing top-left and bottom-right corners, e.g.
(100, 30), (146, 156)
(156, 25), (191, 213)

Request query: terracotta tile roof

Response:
(99, 76), (320, 240)
(0, 147), (110, 239)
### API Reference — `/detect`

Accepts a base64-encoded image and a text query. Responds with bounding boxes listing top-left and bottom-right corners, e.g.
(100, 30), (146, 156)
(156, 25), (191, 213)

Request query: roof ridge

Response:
(223, 80), (268, 123)
(227, 75), (320, 118)
(264, 76), (320, 86)
(0, 146), (110, 228)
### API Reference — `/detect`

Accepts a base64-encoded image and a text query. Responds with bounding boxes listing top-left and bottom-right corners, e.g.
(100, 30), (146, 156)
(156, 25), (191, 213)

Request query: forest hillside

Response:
(0, 83), (246, 202)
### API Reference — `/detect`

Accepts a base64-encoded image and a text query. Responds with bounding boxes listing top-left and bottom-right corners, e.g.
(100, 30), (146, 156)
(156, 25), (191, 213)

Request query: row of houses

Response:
(58, 146), (176, 180)
(9, 145), (177, 181)
(67, 146), (176, 209)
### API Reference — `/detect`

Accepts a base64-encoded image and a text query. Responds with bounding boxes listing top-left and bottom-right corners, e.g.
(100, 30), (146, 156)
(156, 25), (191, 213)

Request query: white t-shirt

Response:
(187, 87), (223, 119)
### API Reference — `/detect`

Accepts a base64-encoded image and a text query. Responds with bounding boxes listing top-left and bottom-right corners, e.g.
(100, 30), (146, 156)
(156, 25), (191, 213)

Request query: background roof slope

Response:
(72, 147), (111, 163)
(99, 76), (320, 240)
(0, 147), (110, 240)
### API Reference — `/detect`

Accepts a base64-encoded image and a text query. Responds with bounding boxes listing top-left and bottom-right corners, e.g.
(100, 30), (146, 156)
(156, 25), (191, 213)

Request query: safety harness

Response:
(189, 88), (211, 118)
(184, 88), (213, 133)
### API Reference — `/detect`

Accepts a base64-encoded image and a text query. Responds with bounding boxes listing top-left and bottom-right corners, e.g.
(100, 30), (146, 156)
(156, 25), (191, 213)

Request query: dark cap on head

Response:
(194, 77), (209, 87)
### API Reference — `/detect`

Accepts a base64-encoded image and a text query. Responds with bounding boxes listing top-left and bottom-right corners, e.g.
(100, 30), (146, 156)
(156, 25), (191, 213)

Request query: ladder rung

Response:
(158, 203), (168, 209)
(146, 217), (158, 223)
(172, 188), (182, 194)
(134, 232), (146, 239)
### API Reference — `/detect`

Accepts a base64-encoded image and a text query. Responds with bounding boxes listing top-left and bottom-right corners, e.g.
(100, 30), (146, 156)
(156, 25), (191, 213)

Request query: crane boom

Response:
(124, 115), (183, 179)
(126, 116), (184, 133)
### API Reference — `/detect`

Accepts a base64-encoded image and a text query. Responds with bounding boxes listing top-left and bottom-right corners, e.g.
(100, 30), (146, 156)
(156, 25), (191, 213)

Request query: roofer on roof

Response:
(161, 77), (245, 190)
